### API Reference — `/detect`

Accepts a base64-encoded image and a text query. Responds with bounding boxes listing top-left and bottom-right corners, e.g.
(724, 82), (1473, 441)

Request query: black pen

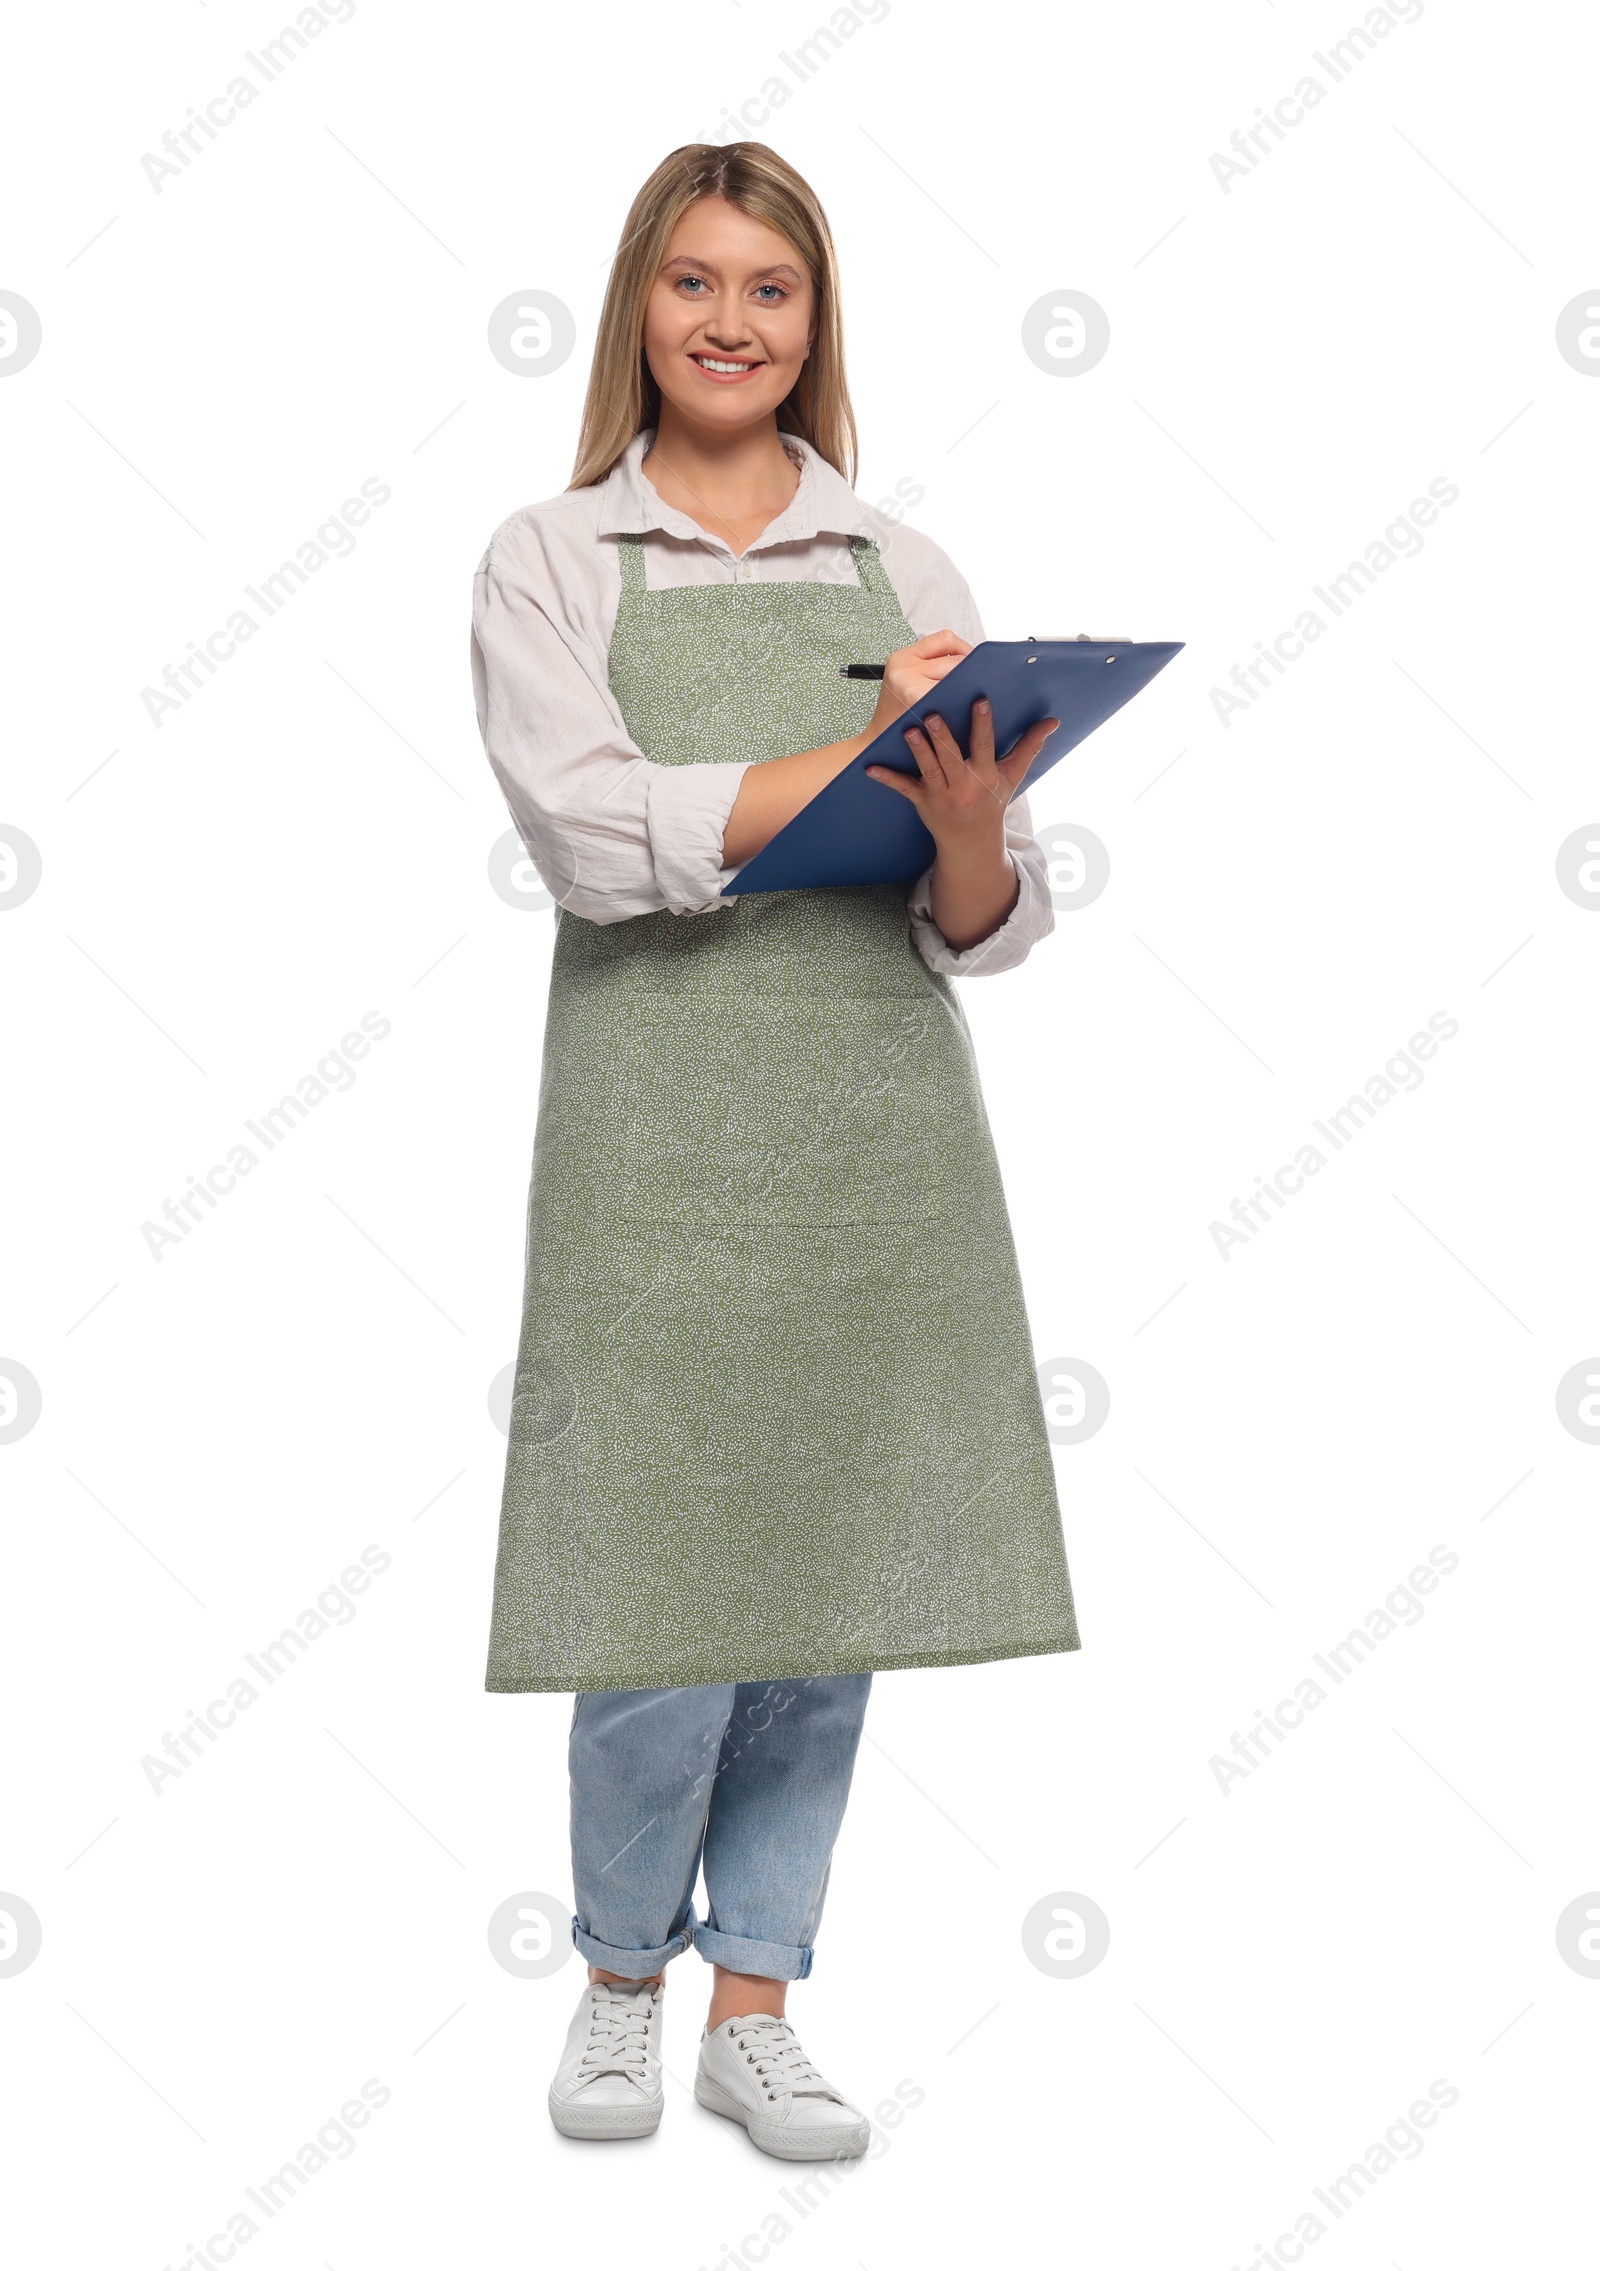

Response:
(838, 662), (885, 679)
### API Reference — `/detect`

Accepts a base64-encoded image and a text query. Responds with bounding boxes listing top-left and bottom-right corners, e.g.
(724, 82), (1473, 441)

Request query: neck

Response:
(642, 407), (800, 535)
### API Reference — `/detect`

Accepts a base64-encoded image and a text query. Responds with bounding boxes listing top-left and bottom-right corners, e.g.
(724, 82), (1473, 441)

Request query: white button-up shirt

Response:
(470, 427), (1055, 976)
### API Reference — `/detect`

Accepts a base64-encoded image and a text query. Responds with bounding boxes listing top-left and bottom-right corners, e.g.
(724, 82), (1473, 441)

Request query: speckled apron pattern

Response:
(486, 530), (1080, 1690)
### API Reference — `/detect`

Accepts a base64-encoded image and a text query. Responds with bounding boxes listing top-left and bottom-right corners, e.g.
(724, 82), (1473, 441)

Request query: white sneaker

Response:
(694, 2013), (870, 2162)
(548, 1976), (665, 2140)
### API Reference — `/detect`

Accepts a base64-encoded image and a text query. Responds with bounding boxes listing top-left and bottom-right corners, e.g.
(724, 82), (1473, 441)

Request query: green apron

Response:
(486, 526), (1080, 1692)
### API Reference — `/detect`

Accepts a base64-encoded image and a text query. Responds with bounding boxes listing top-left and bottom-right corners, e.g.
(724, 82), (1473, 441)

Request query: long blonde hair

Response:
(569, 143), (858, 492)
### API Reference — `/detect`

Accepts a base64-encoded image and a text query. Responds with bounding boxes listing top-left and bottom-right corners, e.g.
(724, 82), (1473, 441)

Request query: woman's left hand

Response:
(865, 699), (1060, 854)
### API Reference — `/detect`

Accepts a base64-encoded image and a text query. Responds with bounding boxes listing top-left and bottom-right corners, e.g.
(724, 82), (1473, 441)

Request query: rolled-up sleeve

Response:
(904, 792), (1056, 977)
(471, 536), (750, 923)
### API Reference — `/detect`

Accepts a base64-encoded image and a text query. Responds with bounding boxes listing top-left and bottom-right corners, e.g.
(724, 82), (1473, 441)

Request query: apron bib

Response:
(486, 525), (1080, 1690)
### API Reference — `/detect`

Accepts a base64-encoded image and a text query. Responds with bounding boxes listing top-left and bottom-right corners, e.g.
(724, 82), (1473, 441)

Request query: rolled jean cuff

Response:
(571, 1916), (693, 1976)
(692, 1924), (813, 1982)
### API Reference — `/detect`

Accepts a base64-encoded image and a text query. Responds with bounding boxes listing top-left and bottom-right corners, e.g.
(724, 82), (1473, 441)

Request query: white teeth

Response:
(695, 355), (756, 373)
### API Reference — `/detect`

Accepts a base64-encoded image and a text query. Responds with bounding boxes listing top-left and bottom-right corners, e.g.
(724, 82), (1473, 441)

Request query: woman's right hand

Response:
(723, 631), (973, 868)
(866, 630), (971, 738)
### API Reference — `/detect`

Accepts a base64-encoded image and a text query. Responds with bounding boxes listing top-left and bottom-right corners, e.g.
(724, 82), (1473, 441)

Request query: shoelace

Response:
(577, 1983), (659, 2080)
(727, 2015), (841, 2103)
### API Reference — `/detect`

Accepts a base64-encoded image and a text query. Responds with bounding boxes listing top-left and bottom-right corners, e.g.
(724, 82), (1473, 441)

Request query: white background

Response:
(3, 0), (1597, 2264)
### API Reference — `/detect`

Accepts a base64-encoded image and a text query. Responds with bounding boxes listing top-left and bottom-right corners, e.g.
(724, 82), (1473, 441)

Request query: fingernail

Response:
(976, 698), (990, 714)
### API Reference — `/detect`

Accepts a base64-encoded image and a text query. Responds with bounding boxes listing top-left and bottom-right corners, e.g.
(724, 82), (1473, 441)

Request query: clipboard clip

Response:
(1026, 635), (1133, 663)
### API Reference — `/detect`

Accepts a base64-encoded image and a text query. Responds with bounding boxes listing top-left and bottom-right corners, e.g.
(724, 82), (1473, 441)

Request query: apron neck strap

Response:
(616, 531), (648, 596)
(848, 533), (894, 601)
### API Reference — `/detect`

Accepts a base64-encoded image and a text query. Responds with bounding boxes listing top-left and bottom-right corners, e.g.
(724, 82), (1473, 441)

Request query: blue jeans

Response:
(569, 1675), (872, 1982)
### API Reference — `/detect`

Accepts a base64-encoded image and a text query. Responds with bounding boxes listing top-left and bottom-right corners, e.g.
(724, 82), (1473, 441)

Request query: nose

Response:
(702, 293), (753, 348)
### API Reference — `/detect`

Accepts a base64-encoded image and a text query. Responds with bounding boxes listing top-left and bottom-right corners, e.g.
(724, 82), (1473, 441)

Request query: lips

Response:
(689, 352), (765, 382)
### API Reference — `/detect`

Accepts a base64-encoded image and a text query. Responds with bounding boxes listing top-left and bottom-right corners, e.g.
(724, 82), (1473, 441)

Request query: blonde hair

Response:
(569, 143), (858, 492)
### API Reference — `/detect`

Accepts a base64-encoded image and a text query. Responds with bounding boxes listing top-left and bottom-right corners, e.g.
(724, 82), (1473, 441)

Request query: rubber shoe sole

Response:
(548, 2085), (662, 2140)
(694, 2071), (869, 2162)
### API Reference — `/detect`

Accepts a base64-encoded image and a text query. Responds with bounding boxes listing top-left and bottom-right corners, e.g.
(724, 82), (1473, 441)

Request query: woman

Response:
(470, 142), (1080, 2162)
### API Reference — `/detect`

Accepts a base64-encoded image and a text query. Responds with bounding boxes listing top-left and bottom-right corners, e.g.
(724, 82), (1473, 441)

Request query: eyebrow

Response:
(661, 255), (805, 284)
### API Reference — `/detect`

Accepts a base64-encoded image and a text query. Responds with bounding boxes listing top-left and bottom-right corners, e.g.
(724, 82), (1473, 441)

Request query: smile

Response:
(689, 353), (765, 380)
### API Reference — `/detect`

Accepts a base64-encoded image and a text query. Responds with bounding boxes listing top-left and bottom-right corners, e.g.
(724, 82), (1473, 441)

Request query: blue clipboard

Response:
(724, 637), (1183, 894)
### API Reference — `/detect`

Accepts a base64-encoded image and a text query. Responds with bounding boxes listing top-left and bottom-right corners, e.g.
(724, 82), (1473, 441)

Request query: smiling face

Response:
(642, 195), (817, 438)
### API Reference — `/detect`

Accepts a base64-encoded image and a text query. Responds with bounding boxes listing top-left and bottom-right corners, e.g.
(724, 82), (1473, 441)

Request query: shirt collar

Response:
(595, 425), (874, 551)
